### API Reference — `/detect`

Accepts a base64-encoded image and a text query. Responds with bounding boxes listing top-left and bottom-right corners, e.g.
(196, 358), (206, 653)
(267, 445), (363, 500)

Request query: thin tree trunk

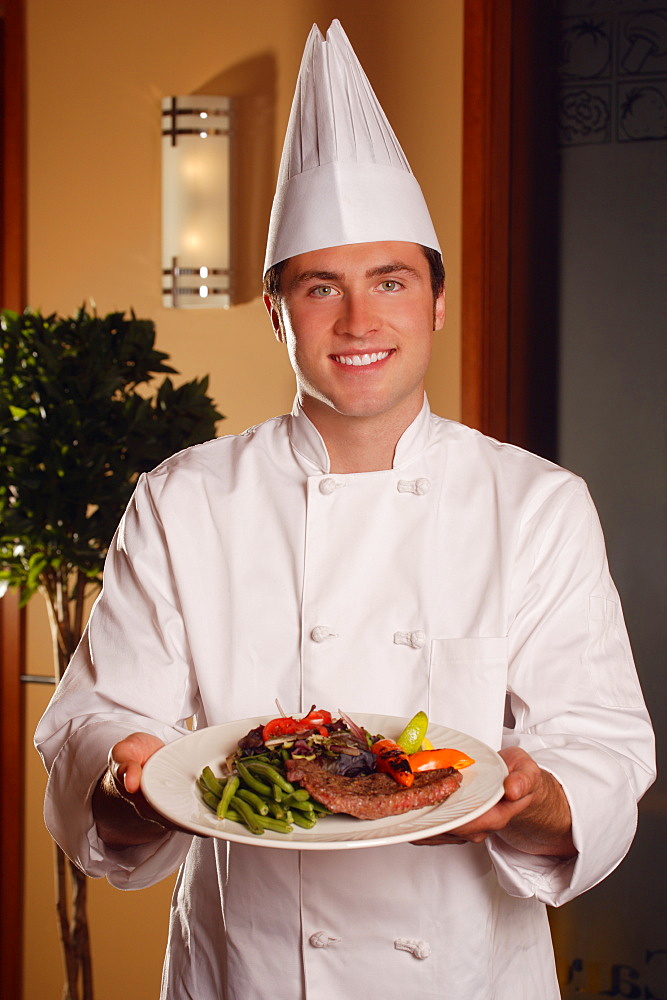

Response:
(43, 572), (98, 1000)
(70, 860), (94, 999)
(54, 844), (80, 1000)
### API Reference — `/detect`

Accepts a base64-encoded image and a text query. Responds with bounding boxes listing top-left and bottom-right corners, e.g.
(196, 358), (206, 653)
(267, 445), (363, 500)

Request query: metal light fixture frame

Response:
(161, 95), (233, 308)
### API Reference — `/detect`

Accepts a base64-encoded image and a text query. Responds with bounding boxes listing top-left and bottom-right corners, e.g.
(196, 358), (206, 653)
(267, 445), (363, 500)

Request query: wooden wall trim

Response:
(1, 1), (27, 997)
(506, 2), (559, 459)
(461, 0), (513, 441)
(461, 0), (559, 457)
(1, 0), (27, 310)
(0, 591), (25, 1000)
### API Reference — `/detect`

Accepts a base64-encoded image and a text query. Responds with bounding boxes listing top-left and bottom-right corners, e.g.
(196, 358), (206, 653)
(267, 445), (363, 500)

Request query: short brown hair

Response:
(263, 244), (445, 307)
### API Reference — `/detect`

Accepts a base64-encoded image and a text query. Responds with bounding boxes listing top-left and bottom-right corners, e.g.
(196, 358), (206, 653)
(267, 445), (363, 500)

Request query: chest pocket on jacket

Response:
(428, 637), (508, 749)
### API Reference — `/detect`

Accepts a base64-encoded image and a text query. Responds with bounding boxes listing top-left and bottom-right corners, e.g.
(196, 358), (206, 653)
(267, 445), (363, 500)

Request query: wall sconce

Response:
(161, 96), (233, 308)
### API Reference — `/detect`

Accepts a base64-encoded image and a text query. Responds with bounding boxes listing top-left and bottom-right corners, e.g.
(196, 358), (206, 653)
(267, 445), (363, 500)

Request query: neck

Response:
(327, 422), (396, 473)
(301, 397), (423, 473)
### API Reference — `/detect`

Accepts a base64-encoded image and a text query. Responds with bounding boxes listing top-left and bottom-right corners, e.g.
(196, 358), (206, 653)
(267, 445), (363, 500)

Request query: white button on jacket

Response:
(35, 397), (655, 1000)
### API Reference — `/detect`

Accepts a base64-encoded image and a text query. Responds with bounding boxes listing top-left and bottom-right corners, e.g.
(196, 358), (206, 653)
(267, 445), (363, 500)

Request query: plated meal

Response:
(141, 712), (507, 850)
(197, 708), (476, 836)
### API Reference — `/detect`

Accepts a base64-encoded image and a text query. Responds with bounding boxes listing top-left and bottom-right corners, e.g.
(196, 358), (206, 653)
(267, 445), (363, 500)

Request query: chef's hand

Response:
(413, 746), (577, 858)
(92, 731), (180, 850)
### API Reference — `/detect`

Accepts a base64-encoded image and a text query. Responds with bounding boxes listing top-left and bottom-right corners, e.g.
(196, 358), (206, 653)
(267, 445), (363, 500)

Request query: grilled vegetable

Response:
(371, 738), (414, 787)
(409, 748), (475, 773)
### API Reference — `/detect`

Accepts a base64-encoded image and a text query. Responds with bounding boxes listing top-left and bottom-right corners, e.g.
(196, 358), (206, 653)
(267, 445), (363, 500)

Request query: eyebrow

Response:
(288, 261), (422, 290)
(366, 262), (422, 280)
(288, 270), (340, 289)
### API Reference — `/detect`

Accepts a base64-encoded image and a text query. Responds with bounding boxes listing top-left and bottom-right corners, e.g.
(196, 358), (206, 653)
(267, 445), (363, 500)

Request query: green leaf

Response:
(0, 306), (223, 626)
(27, 552), (48, 590)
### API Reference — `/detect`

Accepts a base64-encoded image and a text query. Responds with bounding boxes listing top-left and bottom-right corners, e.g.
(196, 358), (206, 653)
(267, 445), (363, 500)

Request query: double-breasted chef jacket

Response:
(36, 398), (655, 1000)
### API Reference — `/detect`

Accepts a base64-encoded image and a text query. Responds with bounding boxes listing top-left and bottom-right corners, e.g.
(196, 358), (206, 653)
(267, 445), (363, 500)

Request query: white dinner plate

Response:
(141, 713), (508, 851)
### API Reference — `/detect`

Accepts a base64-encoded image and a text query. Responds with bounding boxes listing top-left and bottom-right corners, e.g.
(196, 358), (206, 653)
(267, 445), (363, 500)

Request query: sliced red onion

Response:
(337, 709), (367, 742)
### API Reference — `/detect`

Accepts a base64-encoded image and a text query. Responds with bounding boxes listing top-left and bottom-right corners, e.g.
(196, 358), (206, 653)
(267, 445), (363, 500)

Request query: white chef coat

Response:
(36, 398), (655, 1000)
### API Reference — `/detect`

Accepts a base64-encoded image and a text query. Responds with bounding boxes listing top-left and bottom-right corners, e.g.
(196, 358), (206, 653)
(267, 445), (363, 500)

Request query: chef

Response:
(36, 20), (655, 1000)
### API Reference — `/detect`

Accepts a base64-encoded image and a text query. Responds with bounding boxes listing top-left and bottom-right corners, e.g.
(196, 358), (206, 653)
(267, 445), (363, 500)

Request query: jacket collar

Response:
(288, 395), (433, 475)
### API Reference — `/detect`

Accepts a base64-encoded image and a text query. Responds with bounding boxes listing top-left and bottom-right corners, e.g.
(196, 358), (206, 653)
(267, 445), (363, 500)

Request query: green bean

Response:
(281, 788), (310, 805)
(230, 796), (264, 836)
(291, 811), (317, 829)
(245, 760), (295, 793)
(257, 815), (294, 834)
(285, 788), (310, 802)
(236, 787), (269, 816)
(217, 775), (240, 819)
(236, 759), (272, 797)
(198, 776), (216, 797)
(200, 766), (225, 797)
(309, 800), (331, 815)
(200, 788), (221, 813)
(266, 800), (288, 820)
(198, 757), (328, 836)
(288, 799), (316, 815)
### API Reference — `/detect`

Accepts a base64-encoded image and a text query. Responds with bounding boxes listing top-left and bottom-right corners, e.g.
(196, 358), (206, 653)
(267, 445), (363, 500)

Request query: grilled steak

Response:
(285, 758), (463, 820)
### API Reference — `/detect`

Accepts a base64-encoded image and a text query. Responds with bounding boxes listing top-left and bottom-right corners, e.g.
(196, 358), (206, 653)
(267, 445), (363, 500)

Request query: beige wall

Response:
(24, 1), (463, 995)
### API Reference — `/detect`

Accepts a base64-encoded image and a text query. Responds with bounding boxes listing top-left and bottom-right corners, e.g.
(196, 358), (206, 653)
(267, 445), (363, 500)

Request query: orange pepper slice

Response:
(409, 748), (475, 772)
(372, 738), (415, 787)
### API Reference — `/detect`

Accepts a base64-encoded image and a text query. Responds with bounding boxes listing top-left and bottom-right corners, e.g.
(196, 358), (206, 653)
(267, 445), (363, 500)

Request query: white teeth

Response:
(333, 351), (390, 366)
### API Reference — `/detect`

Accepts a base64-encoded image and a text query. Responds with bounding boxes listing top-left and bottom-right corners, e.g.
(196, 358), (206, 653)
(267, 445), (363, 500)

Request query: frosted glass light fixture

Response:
(162, 96), (233, 308)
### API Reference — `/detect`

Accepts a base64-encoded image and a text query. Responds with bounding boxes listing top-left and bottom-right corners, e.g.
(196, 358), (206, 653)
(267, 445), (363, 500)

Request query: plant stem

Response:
(73, 570), (87, 646)
(45, 577), (97, 997)
(54, 843), (79, 1000)
(70, 859), (94, 999)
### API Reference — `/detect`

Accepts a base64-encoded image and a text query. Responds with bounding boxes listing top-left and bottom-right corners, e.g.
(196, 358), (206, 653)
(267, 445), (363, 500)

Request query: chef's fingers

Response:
(414, 749), (548, 847)
(109, 732), (166, 794)
(105, 735), (184, 834)
(498, 746), (543, 802)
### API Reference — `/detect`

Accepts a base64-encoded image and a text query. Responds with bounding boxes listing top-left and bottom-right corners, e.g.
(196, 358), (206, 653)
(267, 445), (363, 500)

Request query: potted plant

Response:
(0, 307), (222, 1000)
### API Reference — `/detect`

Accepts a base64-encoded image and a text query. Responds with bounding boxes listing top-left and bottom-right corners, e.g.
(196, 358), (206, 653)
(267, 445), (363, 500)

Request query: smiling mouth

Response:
(331, 350), (392, 367)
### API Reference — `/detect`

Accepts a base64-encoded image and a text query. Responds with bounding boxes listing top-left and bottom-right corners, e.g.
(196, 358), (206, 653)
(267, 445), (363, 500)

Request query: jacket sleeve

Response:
(34, 472), (197, 888)
(487, 481), (655, 905)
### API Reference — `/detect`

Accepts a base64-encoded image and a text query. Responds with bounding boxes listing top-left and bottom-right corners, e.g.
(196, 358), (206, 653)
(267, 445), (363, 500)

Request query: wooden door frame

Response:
(462, 0), (559, 458)
(1, 0), (26, 997)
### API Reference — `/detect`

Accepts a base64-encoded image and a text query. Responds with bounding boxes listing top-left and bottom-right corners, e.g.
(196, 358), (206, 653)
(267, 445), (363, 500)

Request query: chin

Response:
(332, 398), (410, 421)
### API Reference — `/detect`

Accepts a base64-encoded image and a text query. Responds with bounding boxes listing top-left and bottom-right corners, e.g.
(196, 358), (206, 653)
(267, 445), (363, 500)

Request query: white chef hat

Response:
(263, 19), (441, 274)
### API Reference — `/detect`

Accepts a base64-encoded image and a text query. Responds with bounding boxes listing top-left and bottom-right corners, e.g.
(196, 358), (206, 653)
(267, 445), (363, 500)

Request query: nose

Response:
(333, 290), (379, 339)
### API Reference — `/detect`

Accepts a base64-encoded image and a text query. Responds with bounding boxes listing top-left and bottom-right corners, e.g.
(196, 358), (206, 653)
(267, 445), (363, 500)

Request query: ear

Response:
(433, 288), (446, 332)
(263, 293), (285, 343)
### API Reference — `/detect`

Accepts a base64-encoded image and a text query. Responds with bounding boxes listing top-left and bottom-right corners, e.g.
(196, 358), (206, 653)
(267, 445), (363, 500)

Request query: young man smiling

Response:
(264, 241), (446, 472)
(36, 20), (654, 1000)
